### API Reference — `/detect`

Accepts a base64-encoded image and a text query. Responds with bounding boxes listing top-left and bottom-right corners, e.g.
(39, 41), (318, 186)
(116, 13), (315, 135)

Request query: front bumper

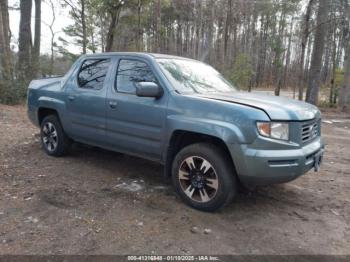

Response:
(229, 136), (325, 188)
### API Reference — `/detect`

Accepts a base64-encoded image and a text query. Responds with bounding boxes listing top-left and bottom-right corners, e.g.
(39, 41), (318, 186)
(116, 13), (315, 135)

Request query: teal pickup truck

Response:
(27, 52), (324, 211)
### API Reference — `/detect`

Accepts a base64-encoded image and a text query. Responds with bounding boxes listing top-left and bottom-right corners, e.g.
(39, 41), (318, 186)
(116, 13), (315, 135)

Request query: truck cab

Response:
(27, 52), (324, 211)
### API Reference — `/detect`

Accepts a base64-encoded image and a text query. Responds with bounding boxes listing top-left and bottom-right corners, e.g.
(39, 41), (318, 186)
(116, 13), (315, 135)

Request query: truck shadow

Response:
(64, 142), (314, 215)
(69, 142), (165, 185)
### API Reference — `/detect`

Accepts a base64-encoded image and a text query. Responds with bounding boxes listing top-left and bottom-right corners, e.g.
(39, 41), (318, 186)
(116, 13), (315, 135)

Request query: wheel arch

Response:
(37, 96), (66, 126)
(38, 107), (60, 125)
(164, 129), (237, 178)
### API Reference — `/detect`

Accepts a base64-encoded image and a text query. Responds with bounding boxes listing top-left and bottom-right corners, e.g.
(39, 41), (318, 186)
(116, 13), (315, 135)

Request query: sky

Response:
(8, 0), (80, 55)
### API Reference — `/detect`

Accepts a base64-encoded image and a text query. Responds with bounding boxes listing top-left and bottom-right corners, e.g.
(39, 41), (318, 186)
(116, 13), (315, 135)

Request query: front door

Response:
(65, 57), (112, 145)
(106, 58), (168, 160)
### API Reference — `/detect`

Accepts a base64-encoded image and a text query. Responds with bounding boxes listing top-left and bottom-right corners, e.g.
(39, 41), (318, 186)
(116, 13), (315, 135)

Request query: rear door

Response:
(105, 57), (168, 161)
(65, 57), (112, 145)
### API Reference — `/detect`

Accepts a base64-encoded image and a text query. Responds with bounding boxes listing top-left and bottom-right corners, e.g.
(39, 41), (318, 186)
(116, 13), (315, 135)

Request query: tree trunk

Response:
(274, 11), (286, 96)
(232, 16), (237, 63)
(195, 0), (202, 59)
(32, 0), (41, 78)
(99, 15), (105, 52)
(321, 25), (332, 83)
(105, 3), (122, 52)
(18, 0), (32, 91)
(223, 0), (231, 62)
(176, 21), (182, 56)
(0, 0), (10, 52)
(305, 0), (328, 105)
(0, 0), (11, 80)
(137, 0), (142, 51)
(0, 0), (13, 103)
(81, 0), (86, 54)
(304, 34), (312, 81)
(202, 0), (214, 62)
(256, 14), (269, 87)
(47, 0), (56, 75)
(298, 0), (314, 100)
(156, 0), (161, 53)
(283, 21), (293, 91)
(329, 14), (338, 105)
(106, 13), (117, 52)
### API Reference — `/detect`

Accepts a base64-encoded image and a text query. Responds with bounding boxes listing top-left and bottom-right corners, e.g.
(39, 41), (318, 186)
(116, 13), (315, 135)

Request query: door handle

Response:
(68, 95), (75, 101)
(109, 101), (117, 109)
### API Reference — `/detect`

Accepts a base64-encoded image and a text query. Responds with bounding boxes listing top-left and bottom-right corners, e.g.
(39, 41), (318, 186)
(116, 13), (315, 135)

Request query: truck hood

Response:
(28, 77), (63, 90)
(193, 92), (320, 121)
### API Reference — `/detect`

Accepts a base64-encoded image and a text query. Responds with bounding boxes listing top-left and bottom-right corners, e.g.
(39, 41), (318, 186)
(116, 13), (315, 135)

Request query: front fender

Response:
(161, 115), (247, 175)
(38, 96), (65, 110)
(165, 115), (246, 145)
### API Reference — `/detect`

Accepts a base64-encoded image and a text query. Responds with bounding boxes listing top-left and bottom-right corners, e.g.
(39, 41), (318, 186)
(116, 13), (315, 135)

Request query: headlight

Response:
(257, 122), (289, 140)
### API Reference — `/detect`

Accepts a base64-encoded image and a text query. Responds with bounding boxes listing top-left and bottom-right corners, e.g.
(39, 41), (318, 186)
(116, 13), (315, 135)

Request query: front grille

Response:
(301, 120), (319, 143)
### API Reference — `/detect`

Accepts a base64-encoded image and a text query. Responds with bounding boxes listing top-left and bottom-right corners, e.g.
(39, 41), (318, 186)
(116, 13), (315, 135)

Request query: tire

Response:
(171, 143), (237, 212)
(40, 115), (71, 156)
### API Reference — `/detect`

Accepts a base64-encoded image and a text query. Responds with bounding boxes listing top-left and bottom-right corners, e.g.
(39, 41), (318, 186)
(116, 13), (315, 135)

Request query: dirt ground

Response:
(0, 104), (349, 255)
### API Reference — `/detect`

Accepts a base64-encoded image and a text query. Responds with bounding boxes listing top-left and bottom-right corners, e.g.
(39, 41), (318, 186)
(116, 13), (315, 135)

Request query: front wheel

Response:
(171, 143), (237, 212)
(40, 115), (71, 156)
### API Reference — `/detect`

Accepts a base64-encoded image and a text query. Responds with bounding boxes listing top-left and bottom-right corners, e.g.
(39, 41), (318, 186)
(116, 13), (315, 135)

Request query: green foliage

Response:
(270, 38), (286, 69)
(0, 51), (25, 104)
(0, 51), (76, 105)
(328, 68), (344, 106)
(334, 68), (344, 87)
(57, 38), (79, 62)
(227, 54), (255, 89)
(39, 54), (75, 77)
(60, 0), (106, 54)
(0, 79), (24, 105)
(318, 99), (334, 108)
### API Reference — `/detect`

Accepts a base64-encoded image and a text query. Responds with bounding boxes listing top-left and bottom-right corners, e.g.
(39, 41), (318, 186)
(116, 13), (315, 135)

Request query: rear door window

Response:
(77, 58), (111, 90)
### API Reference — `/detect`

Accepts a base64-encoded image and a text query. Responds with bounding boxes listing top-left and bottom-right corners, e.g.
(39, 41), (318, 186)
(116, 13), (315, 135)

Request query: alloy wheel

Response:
(178, 156), (219, 203)
(42, 122), (58, 152)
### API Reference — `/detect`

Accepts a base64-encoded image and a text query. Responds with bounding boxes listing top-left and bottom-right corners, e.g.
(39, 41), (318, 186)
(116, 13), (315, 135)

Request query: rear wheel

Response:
(40, 115), (70, 156)
(172, 143), (237, 212)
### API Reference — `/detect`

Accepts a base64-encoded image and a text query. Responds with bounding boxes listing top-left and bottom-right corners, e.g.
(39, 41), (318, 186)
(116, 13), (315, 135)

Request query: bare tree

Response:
(306, 0), (328, 105)
(155, 0), (161, 53)
(32, 0), (41, 78)
(0, 0), (10, 55)
(0, 0), (14, 102)
(298, 0), (314, 100)
(62, 0), (87, 54)
(18, 0), (32, 90)
(223, 0), (232, 62)
(0, 0), (12, 81)
(105, 0), (124, 52)
(43, 0), (57, 75)
(136, 0), (142, 51)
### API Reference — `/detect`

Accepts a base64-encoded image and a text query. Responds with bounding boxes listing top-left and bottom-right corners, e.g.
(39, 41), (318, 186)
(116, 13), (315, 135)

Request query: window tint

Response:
(78, 59), (111, 89)
(116, 59), (156, 94)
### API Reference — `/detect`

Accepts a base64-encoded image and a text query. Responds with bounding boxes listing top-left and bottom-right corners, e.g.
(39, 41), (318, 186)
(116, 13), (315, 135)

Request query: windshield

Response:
(157, 58), (236, 94)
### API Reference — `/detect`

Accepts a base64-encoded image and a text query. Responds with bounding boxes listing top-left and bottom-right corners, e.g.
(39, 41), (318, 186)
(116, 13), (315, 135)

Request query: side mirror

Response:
(134, 82), (163, 98)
